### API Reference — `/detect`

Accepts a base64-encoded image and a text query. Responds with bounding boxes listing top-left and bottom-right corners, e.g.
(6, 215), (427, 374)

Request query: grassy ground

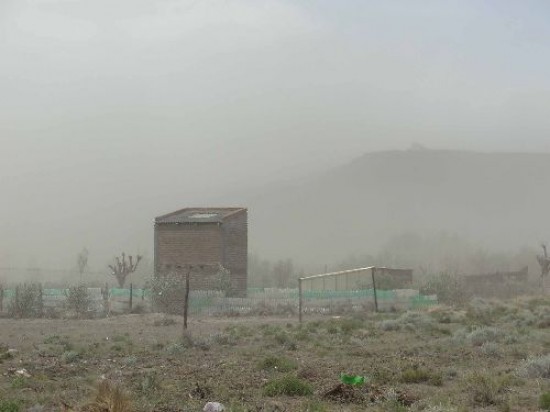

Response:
(2, 297), (550, 411)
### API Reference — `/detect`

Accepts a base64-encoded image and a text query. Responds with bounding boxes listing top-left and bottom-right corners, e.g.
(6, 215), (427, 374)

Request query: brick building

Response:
(154, 207), (248, 295)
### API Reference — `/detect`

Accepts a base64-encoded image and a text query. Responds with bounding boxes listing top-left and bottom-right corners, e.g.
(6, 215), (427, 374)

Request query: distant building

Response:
(154, 207), (248, 296)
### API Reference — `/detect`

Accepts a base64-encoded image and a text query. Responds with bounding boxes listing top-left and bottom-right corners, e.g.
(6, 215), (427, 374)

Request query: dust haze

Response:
(2, 0), (550, 278)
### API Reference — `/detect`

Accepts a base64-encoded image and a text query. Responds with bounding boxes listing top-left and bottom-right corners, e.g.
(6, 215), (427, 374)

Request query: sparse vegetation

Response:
(467, 326), (504, 346)
(8, 283), (42, 318)
(463, 372), (508, 407)
(65, 285), (91, 317)
(258, 355), (298, 372)
(420, 273), (467, 305)
(518, 355), (550, 379)
(84, 380), (133, 412)
(0, 400), (21, 412)
(263, 375), (313, 396)
(0, 295), (549, 410)
(400, 367), (442, 386)
(540, 391), (550, 411)
(150, 273), (186, 315)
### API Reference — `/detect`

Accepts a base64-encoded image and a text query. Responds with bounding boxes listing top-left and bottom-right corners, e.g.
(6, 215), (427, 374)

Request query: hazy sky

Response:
(2, 0), (550, 269)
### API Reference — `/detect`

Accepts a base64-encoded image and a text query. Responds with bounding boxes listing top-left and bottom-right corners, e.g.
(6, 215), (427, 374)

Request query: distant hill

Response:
(241, 149), (550, 264)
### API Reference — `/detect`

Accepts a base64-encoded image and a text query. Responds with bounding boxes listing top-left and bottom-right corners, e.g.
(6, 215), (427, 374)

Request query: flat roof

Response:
(155, 207), (246, 224)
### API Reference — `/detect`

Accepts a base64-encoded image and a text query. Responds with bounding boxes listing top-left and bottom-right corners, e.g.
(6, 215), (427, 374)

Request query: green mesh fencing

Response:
(3, 289), (15, 298)
(410, 294), (439, 308)
(109, 288), (146, 297)
(43, 289), (68, 296)
(1, 288), (149, 298)
(1, 287), (438, 315)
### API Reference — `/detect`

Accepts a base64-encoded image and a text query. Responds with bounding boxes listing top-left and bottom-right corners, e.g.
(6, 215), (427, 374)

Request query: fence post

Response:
(102, 283), (110, 316)
(0, 285), (3, 313)
(371, 267), (379, 312)
(38, 284), (44, 318)
(298, 278), (303, 323)
(15, 285), (20, 318)
(183, 268), (191, 330)
(129, 283), (133, 313)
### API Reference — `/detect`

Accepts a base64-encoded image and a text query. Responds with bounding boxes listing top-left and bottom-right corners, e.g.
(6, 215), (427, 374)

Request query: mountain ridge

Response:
(241, 149), (550, 264)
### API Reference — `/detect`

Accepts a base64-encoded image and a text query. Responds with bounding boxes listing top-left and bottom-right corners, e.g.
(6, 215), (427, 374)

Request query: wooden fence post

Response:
(129, 283), (133, 313)
(102, 283), (110, 316)
(183, 268), (191, 330)
(38, 284), (44, 318)
(14, 285), (19, 318)
(298, 278), (303, 323)
(372, 267), (379, 312)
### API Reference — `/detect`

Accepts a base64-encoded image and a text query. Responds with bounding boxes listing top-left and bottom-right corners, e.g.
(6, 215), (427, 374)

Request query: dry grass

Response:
(1, 300), (549, 411)
(81, 381), (132, 412)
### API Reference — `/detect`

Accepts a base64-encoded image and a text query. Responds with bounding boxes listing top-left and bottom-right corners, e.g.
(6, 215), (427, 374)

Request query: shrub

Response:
(258, 356), (298, 372)
(11, 377), (27, 389)
(43, 335), (72, 350)
(467, 327), (503, 347)
(463, 372), (506, 406)
(480, 342), (501, 357)
(517, 355), (550, 379)
(211, 332), (236, 346)
(420, 273), (467, 305)
(339, 318), (363, 334)
(62, 350), (80, 364)
(398, 311), (434, 330)
(0, 400), (21, 412)
(263, 375), (313, 396)
(140, 372), (160, 394)
(378, 319), (400, 331)
(85, 380), (132, 412)
(0, 344), (12, 363)
(400, 367), (442, 385)
(165, 343), (185, 355)
(9, 283), (42, 318)
(64, 285), (90, 317)
(150, 274), (187, 315)
(540, 392), (550, 411)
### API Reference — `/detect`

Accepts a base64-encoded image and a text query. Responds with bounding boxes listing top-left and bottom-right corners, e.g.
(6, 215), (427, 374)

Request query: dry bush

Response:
(64, 285), (91, 318)
(9, 283), (43, 318)
(81, 380), (133, 412)
(150, 273), (186, 315)
(517, 355), (550, 379)
(467, 326), (504, 346)
(420, 273), (467, 305)
(463, 372), (506, 407)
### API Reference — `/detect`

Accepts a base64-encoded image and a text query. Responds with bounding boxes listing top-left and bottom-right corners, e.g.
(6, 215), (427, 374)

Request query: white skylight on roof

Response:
(189, 213), (218, 219)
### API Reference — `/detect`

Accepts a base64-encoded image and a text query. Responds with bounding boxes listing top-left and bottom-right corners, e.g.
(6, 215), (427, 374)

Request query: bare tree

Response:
(77, 247), (89, 282)
(108, 252), (142, 288)
(537, 244), (550, 291)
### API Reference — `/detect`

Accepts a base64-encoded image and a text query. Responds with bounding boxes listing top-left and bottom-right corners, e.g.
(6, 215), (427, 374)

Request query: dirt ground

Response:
(1, 300), (550, 411)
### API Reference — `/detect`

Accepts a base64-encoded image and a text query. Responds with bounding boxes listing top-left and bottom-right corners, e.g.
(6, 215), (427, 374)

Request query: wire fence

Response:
(0, 282), (437, 320)
(297, 266), (428, 321)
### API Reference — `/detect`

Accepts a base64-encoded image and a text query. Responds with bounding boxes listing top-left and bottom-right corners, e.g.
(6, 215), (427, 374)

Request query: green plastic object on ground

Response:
(340, 373), (366, 385)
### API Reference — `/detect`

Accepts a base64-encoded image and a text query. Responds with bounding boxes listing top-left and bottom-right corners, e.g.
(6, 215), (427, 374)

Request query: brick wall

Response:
(155, 223), (222, 271)
(154, 209), (248, 295)
(222, 210), (248, 295)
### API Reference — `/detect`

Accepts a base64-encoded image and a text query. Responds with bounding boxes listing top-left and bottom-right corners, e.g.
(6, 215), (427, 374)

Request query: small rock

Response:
(203, 402), (225, 412)
(16, 368), (31, 378)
